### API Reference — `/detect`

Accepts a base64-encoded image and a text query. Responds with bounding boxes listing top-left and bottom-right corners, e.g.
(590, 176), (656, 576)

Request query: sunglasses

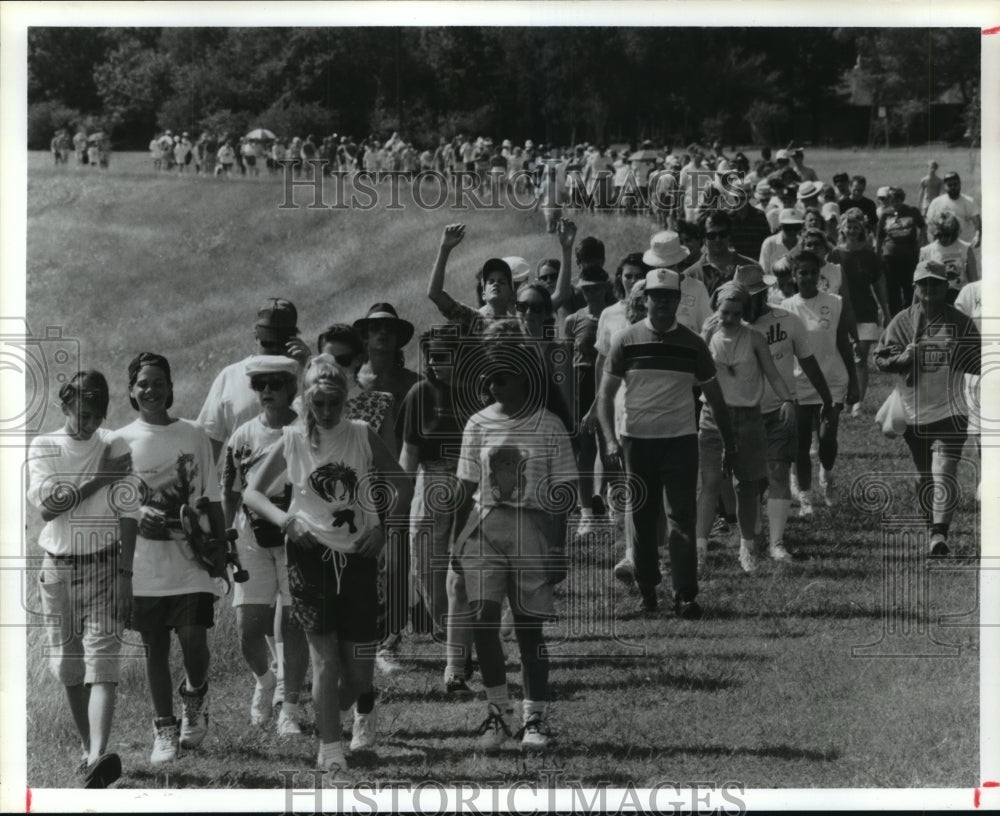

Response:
(332, 353), (355, 368)
(705, 230), (730, 240)
(516, 301), (547, 315)
(250, 376), (288, 392)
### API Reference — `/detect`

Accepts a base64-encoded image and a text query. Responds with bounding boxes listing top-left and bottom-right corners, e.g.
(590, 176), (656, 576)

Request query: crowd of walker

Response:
(30, 142), (982, 788)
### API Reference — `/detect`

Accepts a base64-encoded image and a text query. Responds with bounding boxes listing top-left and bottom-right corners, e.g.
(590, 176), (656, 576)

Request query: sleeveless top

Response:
(283, 419), (378, 553)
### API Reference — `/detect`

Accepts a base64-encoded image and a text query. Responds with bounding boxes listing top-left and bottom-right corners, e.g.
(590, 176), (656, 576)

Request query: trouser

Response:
(883, 253), (918, 316)
(621, 435), (699, 602)
(795, 403), (841, 491)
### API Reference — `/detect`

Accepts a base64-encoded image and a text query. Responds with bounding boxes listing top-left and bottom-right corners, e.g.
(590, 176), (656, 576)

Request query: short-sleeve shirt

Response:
(456, 405), (576, 509)
(879, 204), (925, 257)
(595, 301), (628, 358)
(837, 195), (878, 230)
(677, 276), (713, 334)
(926, 193), (980, 243)
(401, 378), (466, 465)
(224, 415), (291, 547)
(919, 239), (972, 294)
(954, 281), (982, 332)
(282, 419), (378, 553)
(565, 307), (601, 368)
(605, 318), (716, 439)
(196, 355), (261, 474)
(750, 308), (814, 414)
(781, 292), (847, 405)
(436, 293), (513, 337)
(704, 324), (764, 408)
(112, 418), (221, 597)
(27, 428), (131, 557)
(831, 246), (883, 324)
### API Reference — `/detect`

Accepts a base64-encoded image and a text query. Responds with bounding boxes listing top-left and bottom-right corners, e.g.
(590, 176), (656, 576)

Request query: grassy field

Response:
(22, 147), (981, 791)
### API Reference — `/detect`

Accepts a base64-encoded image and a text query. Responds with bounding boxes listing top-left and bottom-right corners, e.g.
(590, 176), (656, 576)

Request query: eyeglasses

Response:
(332, 353), (355, 368)
(250, 376), (288, 392)
(516, 301), (547, 315)
(705, 231), (730, 240)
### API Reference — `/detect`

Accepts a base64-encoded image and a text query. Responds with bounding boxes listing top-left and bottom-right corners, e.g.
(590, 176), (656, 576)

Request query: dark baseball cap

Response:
(255, 298), (298, 342)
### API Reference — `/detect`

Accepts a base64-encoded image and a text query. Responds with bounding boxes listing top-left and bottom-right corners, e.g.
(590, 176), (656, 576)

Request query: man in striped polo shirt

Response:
(597, 269), (737, 617)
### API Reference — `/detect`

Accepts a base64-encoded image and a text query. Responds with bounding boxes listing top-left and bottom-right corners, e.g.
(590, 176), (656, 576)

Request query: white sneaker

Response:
(798, 492), (814, 518)
(349, 708), (377, 751)
(574, 515), (597, 540)
(769, 542), (792, 561)
(277, 705), (303, 737)
(317, 749), (351, 785)
(738, 541), (757, 574)
(250, 674), (277, 727)
(850, 402), (862, 418)
(519, 712), (549, 751)
(178, 682), (209, 749)
(476, 703), (512, 751)
(150, 717), (180, 764)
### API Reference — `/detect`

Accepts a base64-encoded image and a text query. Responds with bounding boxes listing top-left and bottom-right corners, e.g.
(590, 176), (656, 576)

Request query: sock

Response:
(485, 683), (509, 714)
(820, 466), (832, 485)
(282, 701), (300, 720)
(255, 668), (275, 688)
(767, 499), (792, 548)
(356, 691), (376, 715)
(318, 740), (346, 770)
(274, 641), (285, 681)
(184, 678), (207, 696)
(265, 635), (278, 669)
(740, 538), (754, 552)
(154, 715), (176, 727)
(522, 699), (546, 722)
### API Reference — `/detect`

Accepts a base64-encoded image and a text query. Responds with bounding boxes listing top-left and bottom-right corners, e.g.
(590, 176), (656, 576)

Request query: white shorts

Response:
(232, 535), (290, 607)
(857, 323), (881, 342)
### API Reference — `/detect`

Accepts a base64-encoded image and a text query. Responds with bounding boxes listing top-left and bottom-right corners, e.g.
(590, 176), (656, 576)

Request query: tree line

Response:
(28, 27), (980, 150)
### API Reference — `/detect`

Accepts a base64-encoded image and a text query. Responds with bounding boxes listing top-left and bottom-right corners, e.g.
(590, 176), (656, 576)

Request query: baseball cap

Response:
(876, 186), (891, 199)
(779, 209), (805, 226)
(913, 260), (949, 283)
(503, 256), (531, 284)
(256, 298), (299, 342)
(481, 257), (513, 279)
(942, 171), (960, 182)
(644, 268), (681, 293)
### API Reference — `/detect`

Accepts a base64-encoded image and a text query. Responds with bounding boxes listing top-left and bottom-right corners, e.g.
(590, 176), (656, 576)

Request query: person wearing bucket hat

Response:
(739, 265), (836, 561)
(353, 302), (419, 440)
(221, 355), (309, 737)
(759, 209), (804, 276)
(596, 267), (737, 618)
(28, 369), (135, 787)
(428, 224), (521, 337)
(874, 258), (980, 557)
(796, 180), (823, 210)
(695, 279), (796, 574)
(642, 231), (712, 332)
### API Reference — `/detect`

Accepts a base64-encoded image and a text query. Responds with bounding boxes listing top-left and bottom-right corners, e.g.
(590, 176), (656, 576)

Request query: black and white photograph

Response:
(1, 1), (997, 811)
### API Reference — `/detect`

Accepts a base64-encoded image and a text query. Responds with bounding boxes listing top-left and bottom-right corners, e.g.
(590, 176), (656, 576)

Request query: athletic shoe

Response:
(738, 542), (757, 574)
(769, 541), (792, 561)
(476, 703), (512, 750)
(518, 712), (549, 751)
(350, 707), (377, 752)
(318, 750), (351, 785)
(798, 492), (814, 518)
(673, 598), (703, 621)
(850, 402), (862, 418)
(445, 676), (475, 699)
(76, 750), (89, 775)
(150, 717), (180, 764)
(84, 752), (122, 788)
(251, 674), (277, 727)
(277, 705), (304, 737)
(709, 516), (731, 541)
(178, 681), (209, 749)
(613, 557), (635, 585)
(819, 469), (836, 508)
(929, 533), (950, 558)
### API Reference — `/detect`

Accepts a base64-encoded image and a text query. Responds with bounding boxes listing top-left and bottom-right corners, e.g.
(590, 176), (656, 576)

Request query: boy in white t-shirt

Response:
(113, 353), (226, 764)
(27, 371), (135, 788)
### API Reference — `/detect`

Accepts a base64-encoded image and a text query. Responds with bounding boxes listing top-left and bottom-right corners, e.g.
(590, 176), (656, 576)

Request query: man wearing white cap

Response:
(874, 260), (980, 556)
(642, 231), (711, 333)
(759, 209), (804, 275)
(597, 268), (736, 617)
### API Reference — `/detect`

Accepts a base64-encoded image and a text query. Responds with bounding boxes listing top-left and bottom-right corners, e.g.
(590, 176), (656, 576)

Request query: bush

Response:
(27, 100), (81, 150)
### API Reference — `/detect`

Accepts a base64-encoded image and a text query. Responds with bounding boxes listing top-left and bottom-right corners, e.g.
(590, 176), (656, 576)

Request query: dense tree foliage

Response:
(27, 26), (979, 149)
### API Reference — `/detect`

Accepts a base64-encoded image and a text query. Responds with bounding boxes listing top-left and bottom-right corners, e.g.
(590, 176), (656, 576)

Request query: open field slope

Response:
(22, 148), (980, 789)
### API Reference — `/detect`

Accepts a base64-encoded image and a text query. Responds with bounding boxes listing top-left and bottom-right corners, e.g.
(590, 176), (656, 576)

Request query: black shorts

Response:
(133, 592), (215, 633)
(286, 542), (378, 642)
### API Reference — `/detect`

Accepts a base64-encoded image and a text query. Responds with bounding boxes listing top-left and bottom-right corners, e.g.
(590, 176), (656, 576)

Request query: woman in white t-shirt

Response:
(919, 211), (979, 305)
(244, 358), (410, 783)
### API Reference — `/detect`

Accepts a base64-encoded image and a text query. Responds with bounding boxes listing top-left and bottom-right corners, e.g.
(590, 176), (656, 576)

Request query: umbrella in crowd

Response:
(245, 128), (276, 141)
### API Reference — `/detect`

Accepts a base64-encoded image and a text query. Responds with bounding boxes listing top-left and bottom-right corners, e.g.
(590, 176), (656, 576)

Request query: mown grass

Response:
(23, 148), (980, 790)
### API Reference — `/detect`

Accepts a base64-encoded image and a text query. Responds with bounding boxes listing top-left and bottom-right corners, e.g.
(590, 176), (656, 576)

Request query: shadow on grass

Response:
(546, 651), (768, 668)
(560, 740), (840, 763)
(552, 670), (740, 696)
(127, 768), (290, 788)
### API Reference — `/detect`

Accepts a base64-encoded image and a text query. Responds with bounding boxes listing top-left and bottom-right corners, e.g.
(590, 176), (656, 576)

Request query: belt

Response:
(47, 547), (116, 566)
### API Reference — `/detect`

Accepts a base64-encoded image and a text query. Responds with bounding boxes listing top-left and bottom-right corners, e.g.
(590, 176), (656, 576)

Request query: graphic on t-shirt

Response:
(309, 461), (361, 532)
(140, 451), (199, 539)
(488, 445), (528, 503)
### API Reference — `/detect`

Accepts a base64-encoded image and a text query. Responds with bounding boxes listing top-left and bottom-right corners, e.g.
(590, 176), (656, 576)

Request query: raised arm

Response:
(427, 223), (466, 312)
(551, 218), (577, 313)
